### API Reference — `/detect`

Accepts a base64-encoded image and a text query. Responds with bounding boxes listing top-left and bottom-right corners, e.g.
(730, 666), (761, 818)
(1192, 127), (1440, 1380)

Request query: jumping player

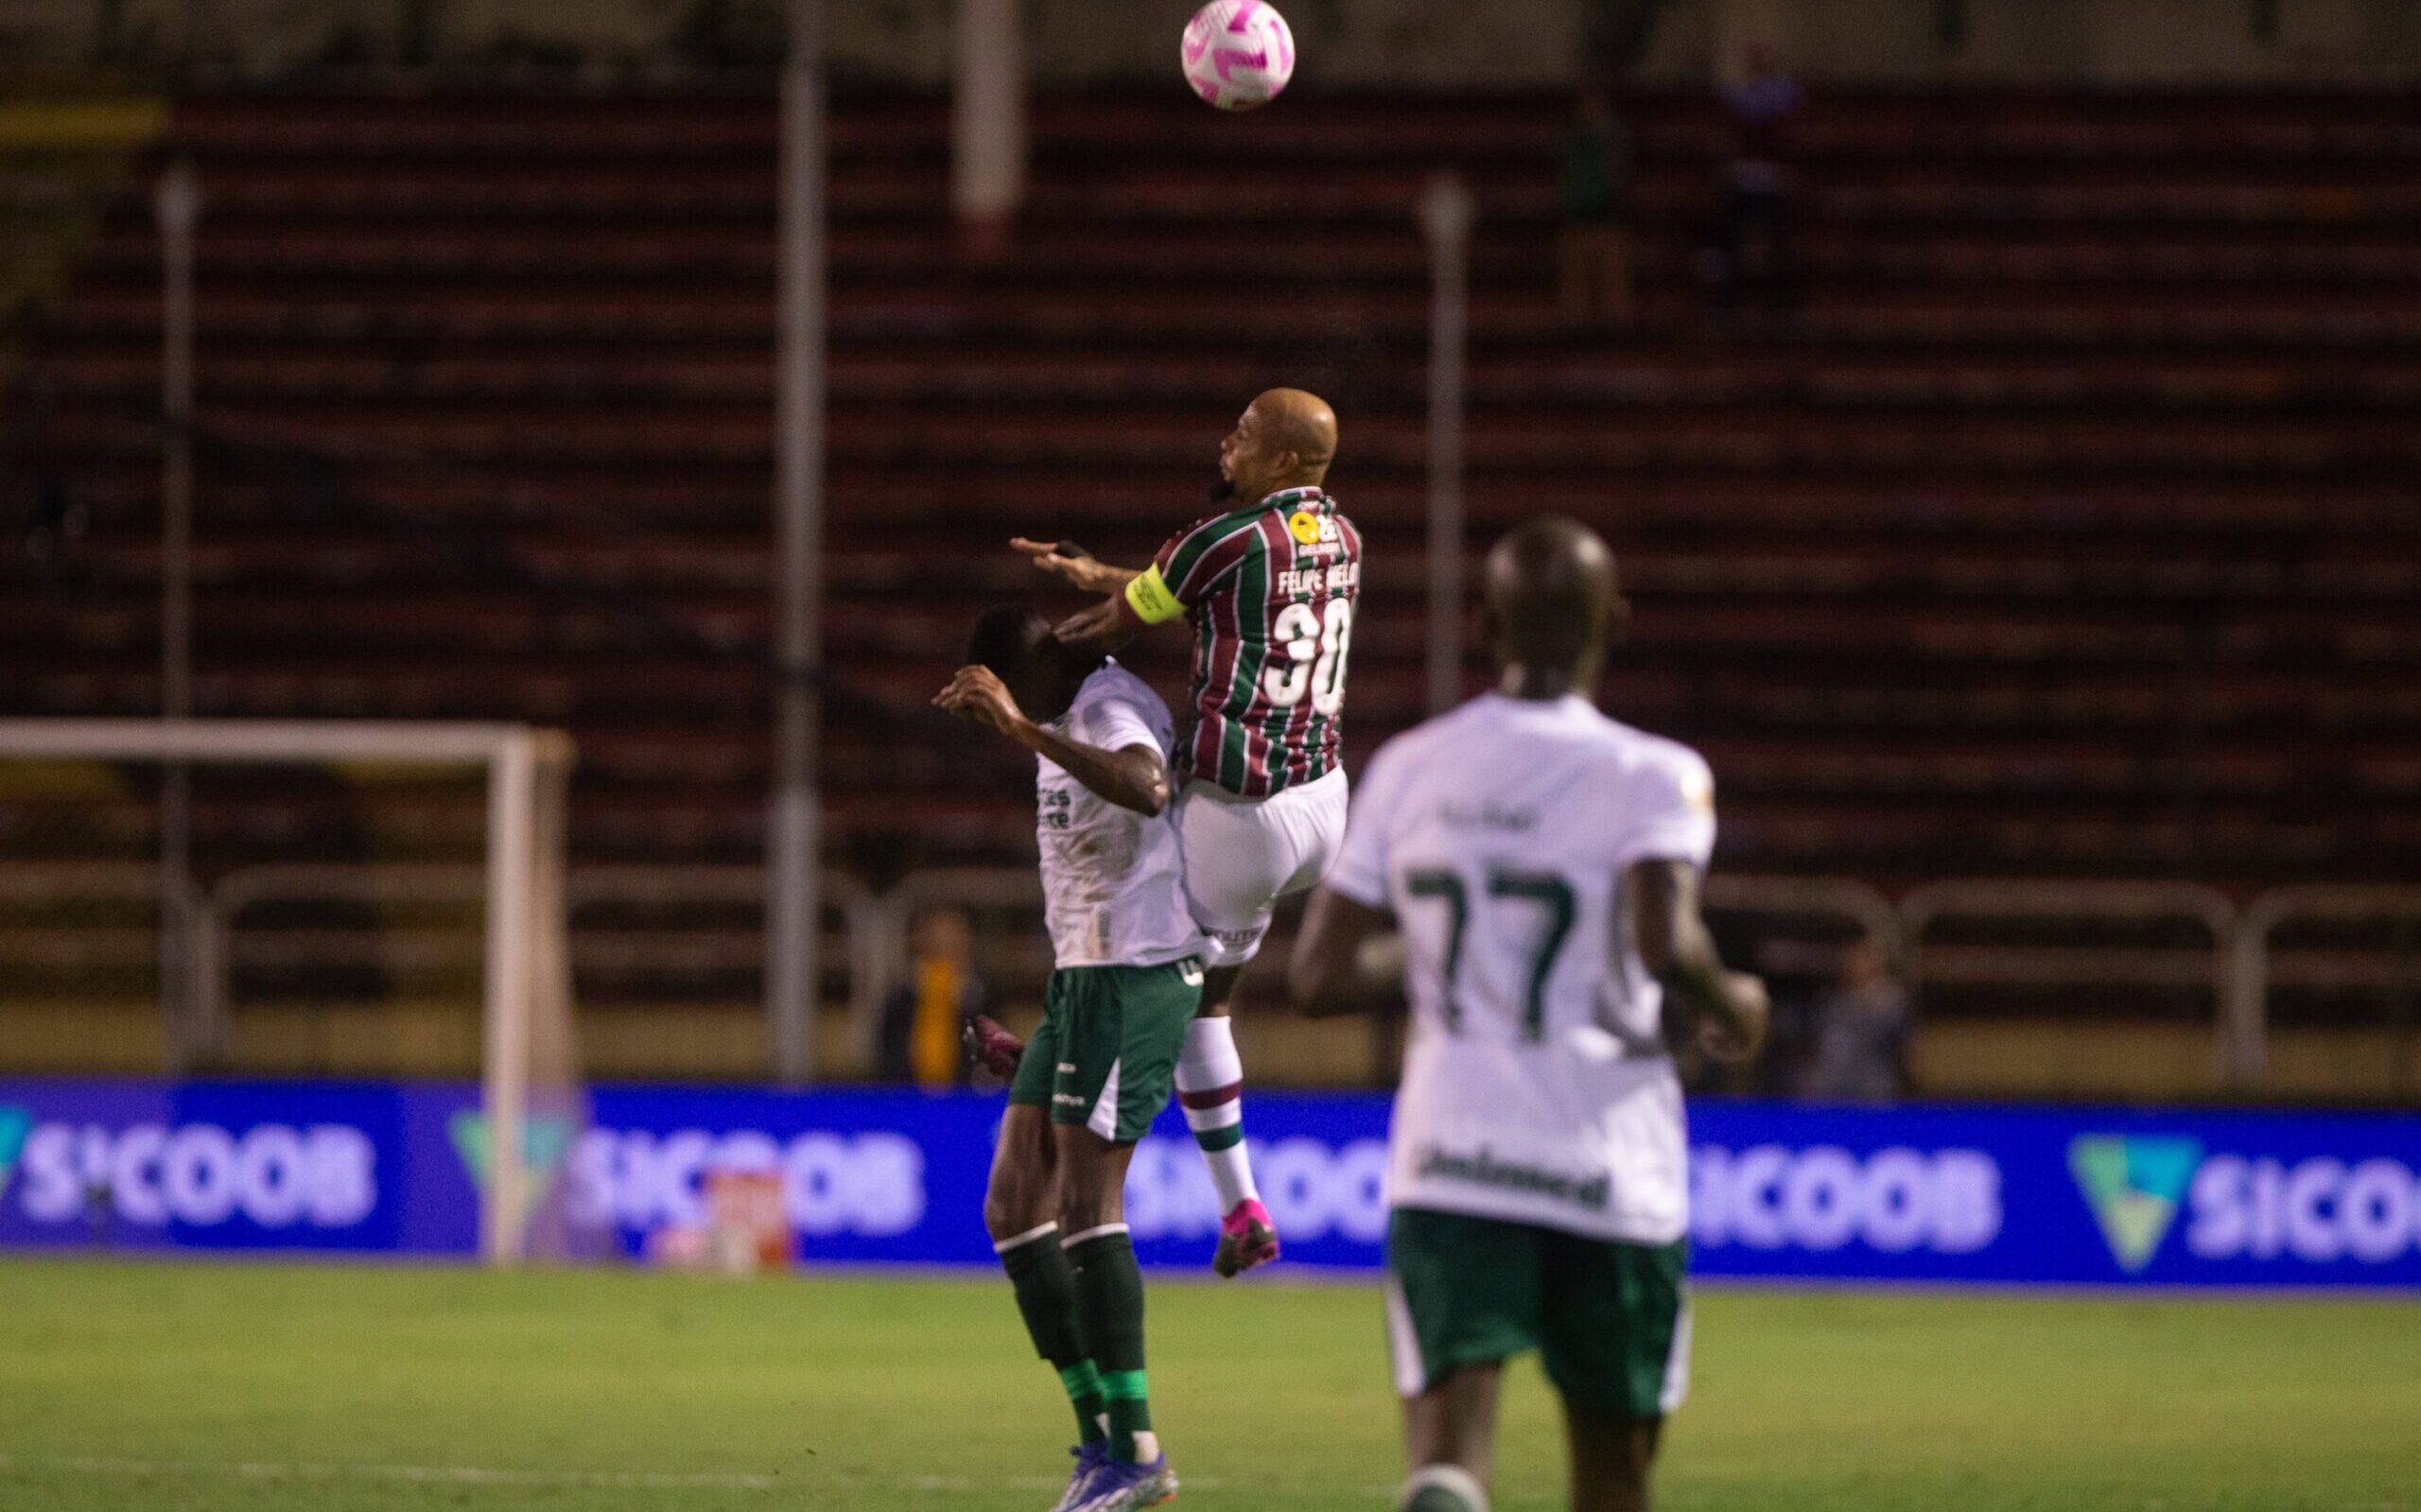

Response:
(936, 609), (1200, 1512)
(1286, 518), (1769, 1512)
(1014, 388), (1361, 1277)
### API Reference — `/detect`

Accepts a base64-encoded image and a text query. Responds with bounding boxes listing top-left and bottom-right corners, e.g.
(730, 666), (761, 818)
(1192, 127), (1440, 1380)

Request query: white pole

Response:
(481, 735), (537, 1265)
(1419, 174), (1475, 715)
(155, 158), (200, 1068)
(770, 0), (827, 1086)
(952, 0), (1025, 255)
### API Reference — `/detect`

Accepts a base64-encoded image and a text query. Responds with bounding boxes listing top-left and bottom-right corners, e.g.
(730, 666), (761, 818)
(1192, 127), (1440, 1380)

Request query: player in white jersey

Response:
(1287, 519), (1769, 1512)
(936, 606), (1199, 1512)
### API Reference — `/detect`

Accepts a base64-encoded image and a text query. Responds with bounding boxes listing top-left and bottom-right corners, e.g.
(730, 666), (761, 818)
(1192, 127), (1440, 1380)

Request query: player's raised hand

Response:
(932, 665), (1028, 737)
(1053, 597), (1128, 650)
(1011, 537), (1124, 595)
(1698, 971), (1771, 1063)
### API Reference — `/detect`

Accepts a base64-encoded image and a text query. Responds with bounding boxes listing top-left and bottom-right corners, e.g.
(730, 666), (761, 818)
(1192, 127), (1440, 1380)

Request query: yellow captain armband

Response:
(1124, 564), (1187, 626)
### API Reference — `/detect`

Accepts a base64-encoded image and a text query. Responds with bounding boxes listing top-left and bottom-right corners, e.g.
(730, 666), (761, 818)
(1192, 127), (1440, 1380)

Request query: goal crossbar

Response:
(0, 718), (577, 1265)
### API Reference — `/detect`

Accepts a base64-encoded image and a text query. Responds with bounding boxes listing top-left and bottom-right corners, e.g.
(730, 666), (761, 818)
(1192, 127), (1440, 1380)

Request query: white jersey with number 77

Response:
(1324, 691), (1716, 1246)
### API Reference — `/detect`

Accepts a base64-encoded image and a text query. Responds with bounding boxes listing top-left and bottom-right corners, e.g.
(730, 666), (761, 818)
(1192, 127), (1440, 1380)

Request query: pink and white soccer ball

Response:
(1181, 0), (1296, 112)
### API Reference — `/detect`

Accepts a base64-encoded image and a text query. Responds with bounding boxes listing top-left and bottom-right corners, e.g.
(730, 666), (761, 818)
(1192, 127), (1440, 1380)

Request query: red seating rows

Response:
(7, 86), (2419, 987)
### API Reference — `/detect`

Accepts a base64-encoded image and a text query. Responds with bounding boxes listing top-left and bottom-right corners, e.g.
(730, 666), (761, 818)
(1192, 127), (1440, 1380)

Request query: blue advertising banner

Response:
(0, 1078), (410, 1253)
(3, 1078), (2417, 1288)
(531, 1086), (1388, 1270)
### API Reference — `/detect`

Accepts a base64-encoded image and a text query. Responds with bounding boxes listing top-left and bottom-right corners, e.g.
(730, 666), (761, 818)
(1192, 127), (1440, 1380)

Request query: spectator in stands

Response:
(1558, 87), (1636, 328)
(19, 474), (88, 563)
(878, 905), (987, 1088)
(1706, 41), (1803, 319)
(1800, 935), (1911, 1103)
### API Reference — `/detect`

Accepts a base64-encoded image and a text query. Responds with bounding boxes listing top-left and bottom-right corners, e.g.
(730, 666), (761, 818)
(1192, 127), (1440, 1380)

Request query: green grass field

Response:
(2, 1260), (2416, 1512)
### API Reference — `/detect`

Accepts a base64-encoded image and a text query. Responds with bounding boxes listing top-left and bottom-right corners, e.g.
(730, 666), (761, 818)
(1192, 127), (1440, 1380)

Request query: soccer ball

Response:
(1181, 0), (1296, 113)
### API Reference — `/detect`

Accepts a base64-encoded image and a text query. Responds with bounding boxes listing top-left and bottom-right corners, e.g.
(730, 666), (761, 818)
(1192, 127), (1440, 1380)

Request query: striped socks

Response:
(1174, 1016), (1261, 1213)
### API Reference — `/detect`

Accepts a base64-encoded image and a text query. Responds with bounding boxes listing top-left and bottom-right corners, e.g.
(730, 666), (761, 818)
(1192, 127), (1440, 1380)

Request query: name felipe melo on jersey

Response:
(1276, 559), (1361, 600)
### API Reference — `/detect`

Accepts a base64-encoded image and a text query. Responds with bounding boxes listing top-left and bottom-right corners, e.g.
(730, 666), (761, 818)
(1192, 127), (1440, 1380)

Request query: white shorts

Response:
(1174, 765), (1350, 969)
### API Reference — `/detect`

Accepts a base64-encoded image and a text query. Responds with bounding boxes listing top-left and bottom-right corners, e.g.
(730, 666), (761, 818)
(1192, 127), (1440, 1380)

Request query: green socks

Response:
(996, 1224), (1107, 1447)
(1000, 1220), (1160, 1464)
(1065, 1225), (1156, 1463)
(1399, 1465), (1490, 1512)
(1057, 1361), (1108, 1446)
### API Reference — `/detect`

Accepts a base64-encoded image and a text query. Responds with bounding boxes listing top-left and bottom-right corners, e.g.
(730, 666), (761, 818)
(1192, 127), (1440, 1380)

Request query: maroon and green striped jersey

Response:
(1143, 485), (1363, 799)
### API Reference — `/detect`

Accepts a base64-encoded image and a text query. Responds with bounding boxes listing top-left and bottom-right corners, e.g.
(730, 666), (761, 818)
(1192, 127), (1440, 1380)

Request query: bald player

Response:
(1287, 518), (1768, 1512)
(1015, 389), (1362, 1278)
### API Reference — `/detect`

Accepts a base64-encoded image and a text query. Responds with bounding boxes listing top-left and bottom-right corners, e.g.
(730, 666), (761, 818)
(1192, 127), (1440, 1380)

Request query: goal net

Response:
(0, 719), (587, 1265)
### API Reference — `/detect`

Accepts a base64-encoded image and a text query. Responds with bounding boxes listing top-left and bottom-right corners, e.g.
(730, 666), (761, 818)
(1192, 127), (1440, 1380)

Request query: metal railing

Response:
(191, 864), (865, 1062)
(2229, 886), (2421, 1086)
(1902, 879), (2245, 1080)
(1704, 873), (1901, 979)
(10, 861), (2421, 1088)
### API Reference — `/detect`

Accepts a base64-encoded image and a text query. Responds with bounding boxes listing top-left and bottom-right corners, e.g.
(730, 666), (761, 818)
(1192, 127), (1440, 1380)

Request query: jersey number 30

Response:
(1263, 600), (1353, 716)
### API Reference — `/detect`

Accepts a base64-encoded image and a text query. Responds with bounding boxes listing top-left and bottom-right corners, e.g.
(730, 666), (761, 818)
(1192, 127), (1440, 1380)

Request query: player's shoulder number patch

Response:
(1681, 767), (1715, 813)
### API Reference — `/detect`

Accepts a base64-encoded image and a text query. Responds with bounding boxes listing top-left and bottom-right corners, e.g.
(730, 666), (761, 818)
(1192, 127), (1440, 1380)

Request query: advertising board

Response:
(4, 1079), (2416, 1287)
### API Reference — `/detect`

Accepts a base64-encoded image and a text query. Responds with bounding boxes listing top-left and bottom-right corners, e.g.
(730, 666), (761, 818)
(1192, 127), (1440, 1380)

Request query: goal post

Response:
(0, 718), (579, 1266)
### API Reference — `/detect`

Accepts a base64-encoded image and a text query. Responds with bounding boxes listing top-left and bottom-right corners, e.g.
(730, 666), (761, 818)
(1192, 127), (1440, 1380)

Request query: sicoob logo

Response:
(2069, 1135), (2202, 1272)
(0, 1106), (30, 1199)
(449, 1112), (578, 1222)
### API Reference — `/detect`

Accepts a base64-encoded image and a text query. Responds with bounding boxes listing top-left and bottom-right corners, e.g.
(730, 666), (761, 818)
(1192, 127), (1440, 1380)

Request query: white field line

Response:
(0, 1455), (781, 1491)
(0, 1454), (1259, 1497)
(0, 1461), (2405, 1512)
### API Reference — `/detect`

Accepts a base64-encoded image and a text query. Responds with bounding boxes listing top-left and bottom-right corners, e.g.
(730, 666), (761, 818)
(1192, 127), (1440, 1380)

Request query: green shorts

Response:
(1007, 958), (1204, 1143)
(1384, 1207), (1690, 1419)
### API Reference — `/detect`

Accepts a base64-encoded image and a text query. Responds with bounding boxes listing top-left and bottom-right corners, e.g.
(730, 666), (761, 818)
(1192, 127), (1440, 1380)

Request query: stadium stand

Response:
(5, 88), (2418, 1085)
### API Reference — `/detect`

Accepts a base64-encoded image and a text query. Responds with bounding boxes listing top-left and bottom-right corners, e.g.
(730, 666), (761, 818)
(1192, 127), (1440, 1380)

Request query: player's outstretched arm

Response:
(1287, 888), (1406, 1017)
(1011, 537), (1139, 596)
(1629, 859), (1770, 1061)
(1052, 594), (1142, 653)
(1005, 538), (1150, 652)
(932, 665), (1172, 816)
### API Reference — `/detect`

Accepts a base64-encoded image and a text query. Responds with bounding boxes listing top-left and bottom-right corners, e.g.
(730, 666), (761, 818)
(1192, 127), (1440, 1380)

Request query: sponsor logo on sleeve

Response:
(1682, 770), (1715, 813)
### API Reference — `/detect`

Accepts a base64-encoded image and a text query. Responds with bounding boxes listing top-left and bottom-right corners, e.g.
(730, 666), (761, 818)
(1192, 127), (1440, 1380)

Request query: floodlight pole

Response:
(770, 0), (827, 1086)
(1420, 174), (1475, 715)
(156, 158), (200, 1069)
